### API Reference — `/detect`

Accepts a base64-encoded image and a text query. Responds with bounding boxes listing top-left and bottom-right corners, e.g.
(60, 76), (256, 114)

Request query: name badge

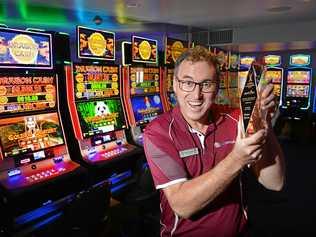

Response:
(179, 148), (199, 158)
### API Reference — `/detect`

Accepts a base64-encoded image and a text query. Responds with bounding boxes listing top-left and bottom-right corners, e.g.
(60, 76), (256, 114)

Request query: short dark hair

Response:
(174, 45), (221, 80)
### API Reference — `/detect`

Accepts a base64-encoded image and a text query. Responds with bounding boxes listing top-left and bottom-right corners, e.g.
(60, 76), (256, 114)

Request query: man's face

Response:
(173, 60), (217, 124)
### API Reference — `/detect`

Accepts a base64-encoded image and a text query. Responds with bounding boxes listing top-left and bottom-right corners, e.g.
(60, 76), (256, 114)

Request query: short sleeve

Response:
(143, 121), (188, 189)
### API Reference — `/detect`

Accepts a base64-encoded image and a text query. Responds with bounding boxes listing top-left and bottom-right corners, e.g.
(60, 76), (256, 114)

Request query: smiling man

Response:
(143, 46), (285, 237)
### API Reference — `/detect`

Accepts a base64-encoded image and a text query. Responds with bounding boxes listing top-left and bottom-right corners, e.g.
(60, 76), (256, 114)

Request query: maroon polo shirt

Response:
(143, 105), (247, 237)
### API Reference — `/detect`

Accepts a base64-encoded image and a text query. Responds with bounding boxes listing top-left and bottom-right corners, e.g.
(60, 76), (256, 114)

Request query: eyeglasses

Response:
(175, 77), (217, 93)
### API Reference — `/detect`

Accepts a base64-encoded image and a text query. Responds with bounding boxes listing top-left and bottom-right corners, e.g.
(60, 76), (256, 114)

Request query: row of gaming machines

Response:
(214, 50), (315, 118)
(0, 26), (187, 235)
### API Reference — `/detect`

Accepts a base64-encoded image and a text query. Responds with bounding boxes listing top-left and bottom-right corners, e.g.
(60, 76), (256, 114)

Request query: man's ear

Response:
(172, 76), (177, 92)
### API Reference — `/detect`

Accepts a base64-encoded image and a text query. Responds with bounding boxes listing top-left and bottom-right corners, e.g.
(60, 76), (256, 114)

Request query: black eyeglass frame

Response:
(175, 77), (218, 93)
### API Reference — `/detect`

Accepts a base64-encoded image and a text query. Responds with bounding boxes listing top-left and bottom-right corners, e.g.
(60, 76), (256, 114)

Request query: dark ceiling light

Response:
(266, 6), (292, 12)
(93, 15), (103, 25)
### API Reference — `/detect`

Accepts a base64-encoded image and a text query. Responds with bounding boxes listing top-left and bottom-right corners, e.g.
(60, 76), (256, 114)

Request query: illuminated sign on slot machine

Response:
(130, 66), (160, 95)
(239, 56), (256, 95)
(77, 26), (115, 61)
(0, 28), (52, 69)
(132, 35), (157, 65)
(0, 74), (56, 114)
(281, 54), (312, 112)
(73, 64), (119, 99)
(162, 37), (188, 110)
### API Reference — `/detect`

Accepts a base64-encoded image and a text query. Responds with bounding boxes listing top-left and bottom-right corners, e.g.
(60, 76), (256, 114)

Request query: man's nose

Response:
(191, 83), (203, 98)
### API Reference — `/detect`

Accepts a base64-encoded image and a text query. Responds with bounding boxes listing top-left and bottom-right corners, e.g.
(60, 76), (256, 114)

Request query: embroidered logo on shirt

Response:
(179, 148), (199, 158)
(214, 140), (235, 148)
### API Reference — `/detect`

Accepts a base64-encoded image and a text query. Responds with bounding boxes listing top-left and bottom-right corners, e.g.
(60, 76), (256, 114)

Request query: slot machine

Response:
(238, 56), (256, 96)
(281, 54), (312, 117)
(122, 35), (164, 146)
(161, 37), (189, 111)
(214, 48), (230, 107)
(228, 52), (239, 108)
(263, 55), (284, 106)
(64, 26), (142, 191)
(0, 27), (86, 233)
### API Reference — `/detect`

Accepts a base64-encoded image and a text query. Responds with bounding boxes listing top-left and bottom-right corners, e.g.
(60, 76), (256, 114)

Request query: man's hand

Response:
(230, 119), (267, 167)
(260, 77), (277, 123)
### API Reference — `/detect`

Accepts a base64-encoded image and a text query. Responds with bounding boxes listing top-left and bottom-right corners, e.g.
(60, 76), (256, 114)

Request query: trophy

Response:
(240, 62), (267, 136)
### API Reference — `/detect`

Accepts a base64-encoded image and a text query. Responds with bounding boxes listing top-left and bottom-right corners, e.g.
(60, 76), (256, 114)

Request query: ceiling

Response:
(2, 0), (316, 51)
(10, 0), (316, 30)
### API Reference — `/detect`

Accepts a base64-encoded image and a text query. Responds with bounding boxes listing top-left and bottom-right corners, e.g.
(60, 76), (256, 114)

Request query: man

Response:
(143, 46), (285, 237)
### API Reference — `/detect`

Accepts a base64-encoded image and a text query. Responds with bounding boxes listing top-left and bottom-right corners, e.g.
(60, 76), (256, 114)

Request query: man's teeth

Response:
(188, 101), (202, 106)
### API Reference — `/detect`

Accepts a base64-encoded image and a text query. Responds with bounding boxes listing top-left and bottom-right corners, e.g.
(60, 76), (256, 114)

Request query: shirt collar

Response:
(172, 105), (225, 134)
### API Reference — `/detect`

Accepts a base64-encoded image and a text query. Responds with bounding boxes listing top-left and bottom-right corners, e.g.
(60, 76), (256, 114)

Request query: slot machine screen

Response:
(131, 95), (163, 125)
(168, 92), (177, 107)
(0, 112), (64, 162)
(77, 26), (115, 61)
(286, 85), (309, 98)
(266, 71), (282, 83)
(0, 28), (52, 69)
(287, 71), (310, 84)
(76, 98), (126, 138)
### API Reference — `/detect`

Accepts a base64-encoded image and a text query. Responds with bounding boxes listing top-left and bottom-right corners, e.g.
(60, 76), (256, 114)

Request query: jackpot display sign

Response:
(76, 98), (126, 138)
(73, 64), (119, 100)
(264, 55), (281, 66)
(129, 67), (160, 95)
(132, 36), (157, 64)
(0, 73), (56, 115)
(290, 54), (310, 66)
(240, 56), (256, 68)
(77, 26), (115, 61)
(164, 37), (188, 65)
(0, 28), (52, 69)
(0, 112), (64, 159)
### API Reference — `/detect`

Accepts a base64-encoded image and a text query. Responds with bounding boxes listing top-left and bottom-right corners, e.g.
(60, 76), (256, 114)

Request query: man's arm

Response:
(251, 83), (286, 191)
(252, 127), (285, 190)
(163, 128), (266, 219)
